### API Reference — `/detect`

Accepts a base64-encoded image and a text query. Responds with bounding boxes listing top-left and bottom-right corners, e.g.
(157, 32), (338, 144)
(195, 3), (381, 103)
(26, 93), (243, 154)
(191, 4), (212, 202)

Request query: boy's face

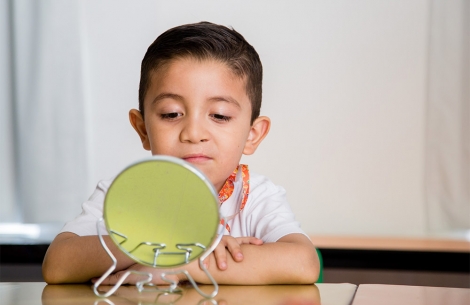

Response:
(130, 58), (270, 192)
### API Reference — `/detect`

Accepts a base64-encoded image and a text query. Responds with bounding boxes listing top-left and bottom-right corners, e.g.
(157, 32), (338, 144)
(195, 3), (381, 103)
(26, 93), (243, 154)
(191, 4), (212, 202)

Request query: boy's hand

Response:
(203, 236), (263, 271)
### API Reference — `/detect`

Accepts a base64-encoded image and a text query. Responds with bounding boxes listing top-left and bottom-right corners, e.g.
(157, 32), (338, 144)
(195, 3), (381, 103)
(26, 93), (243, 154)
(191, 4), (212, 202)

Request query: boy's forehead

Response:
(150, 57), (245, 82)
(145, 58), (250, 103)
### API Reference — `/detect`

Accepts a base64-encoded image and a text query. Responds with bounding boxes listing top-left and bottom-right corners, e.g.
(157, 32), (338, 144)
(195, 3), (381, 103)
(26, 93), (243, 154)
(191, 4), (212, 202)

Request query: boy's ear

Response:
(243, 116), (271, 155)
(129, 109), (151, 150)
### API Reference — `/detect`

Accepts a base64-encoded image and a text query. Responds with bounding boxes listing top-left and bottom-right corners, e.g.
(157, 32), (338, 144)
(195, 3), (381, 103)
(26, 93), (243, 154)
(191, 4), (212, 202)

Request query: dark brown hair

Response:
(138, 21), (263, 124)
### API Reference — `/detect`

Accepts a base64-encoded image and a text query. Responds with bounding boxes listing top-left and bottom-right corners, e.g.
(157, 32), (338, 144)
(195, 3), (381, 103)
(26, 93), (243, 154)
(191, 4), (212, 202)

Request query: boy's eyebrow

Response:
(152, 93), (241, 109)
(152, 93), (183, 104)
(208, 96), (241, 109)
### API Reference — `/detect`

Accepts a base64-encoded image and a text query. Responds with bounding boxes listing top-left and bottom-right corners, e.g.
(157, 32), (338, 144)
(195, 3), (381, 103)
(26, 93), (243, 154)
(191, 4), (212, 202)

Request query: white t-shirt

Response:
(61, 171), (306, 243)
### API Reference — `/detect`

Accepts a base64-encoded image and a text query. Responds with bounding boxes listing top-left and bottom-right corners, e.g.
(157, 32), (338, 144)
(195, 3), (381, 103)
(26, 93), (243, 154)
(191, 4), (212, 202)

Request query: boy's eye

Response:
(160, 112), (182, 120)
(211, 114), (231, 122)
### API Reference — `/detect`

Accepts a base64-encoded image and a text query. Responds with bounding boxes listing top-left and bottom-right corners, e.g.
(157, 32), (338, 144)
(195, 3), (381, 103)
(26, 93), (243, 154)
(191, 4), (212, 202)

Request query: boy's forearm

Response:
(43, 233), (319, 285)
(182, 234), (319, 285)
(42, 232), (135, 284)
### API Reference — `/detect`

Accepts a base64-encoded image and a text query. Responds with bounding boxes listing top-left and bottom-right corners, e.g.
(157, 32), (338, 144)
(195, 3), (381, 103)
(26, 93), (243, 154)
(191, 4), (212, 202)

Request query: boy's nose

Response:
(179, 117), (209, 143)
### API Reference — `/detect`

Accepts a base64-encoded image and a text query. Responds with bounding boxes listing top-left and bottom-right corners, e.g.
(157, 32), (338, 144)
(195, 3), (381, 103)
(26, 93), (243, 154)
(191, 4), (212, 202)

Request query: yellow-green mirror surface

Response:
(104, 156), (219, 268)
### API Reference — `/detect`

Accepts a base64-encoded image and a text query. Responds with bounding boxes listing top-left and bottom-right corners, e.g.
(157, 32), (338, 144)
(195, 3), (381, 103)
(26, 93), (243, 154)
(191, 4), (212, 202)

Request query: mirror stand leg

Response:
(93, 218), (152, 297)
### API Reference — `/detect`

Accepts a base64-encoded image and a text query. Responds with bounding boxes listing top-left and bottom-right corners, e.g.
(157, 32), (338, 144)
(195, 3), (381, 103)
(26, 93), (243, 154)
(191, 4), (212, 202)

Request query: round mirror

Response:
(104, 156), (220, 268)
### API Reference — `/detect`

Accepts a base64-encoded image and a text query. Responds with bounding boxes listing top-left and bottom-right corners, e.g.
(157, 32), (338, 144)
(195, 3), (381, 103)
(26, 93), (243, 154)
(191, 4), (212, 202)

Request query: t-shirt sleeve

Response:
(244, 175), (307, 243)
(60, 180), (111, 236)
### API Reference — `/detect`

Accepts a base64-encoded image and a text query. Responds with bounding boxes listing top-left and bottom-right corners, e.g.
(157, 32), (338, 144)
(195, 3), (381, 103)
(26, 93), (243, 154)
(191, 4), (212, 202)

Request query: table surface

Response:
(351, 284), (470, 305)
(0, 282), (357, 305)
(2, 282), (470, 305)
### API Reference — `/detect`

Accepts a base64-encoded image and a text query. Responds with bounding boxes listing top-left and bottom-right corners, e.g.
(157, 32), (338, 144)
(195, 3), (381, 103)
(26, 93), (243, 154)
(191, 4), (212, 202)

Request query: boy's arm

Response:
(192, 233), (319, 284)
(42, 232), (136, 284)
(98, 233), (319, 285)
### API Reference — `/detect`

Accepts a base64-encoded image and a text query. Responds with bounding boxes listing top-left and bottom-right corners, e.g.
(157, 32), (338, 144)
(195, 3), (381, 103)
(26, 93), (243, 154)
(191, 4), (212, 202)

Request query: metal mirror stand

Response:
(93, 217), (225, 299)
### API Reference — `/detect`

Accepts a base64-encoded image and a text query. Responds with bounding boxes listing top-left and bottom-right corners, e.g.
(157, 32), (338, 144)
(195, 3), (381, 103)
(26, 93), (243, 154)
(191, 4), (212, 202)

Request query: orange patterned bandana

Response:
(218, 164), (249, 232)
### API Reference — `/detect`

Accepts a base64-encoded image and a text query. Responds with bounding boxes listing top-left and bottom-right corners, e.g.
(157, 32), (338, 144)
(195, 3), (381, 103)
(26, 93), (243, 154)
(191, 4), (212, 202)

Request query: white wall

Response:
(0, 0), (17, 222)
(78, 0), (429, 237)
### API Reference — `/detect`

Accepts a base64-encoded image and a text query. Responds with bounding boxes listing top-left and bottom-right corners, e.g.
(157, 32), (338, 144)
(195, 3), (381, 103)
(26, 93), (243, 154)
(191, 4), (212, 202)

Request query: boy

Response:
(42, 22), (319, 285)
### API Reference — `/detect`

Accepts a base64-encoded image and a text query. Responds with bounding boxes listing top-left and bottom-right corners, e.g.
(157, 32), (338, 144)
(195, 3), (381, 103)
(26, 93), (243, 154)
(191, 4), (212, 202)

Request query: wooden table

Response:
(0, 282), (357, 305)
(351, 284), (470, 305)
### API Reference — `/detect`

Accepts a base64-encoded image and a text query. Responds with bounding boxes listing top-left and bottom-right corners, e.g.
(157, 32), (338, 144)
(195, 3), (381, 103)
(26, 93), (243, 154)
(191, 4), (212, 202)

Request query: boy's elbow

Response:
(42, 257), (64, 284)
(295, 246), (320, 284)
(301, 262), (320, 284)
(42, 270), (57, 284)
(43, 261), (78, 284)
(42, 232), (82, 284)
(42, 262), (57, 284)
(296, 262), (319, 284)
(42, 249), (73, 284)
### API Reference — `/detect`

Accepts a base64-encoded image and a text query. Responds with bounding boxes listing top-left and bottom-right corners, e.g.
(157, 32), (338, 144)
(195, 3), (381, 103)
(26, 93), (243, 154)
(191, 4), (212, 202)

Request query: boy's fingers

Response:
(202, 255), (211, 269)
(213, 245), (228, 270)
(247, 237), (263, 245)
(114, 271), (132, 284)
(236, 236), (263, 245)
(225, 237), (244, 262)
(95, 271), (128, 285)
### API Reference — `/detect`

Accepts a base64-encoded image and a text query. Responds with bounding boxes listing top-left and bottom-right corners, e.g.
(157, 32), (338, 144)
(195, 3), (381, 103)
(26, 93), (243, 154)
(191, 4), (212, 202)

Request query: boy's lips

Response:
(182, 154), (212, 163)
